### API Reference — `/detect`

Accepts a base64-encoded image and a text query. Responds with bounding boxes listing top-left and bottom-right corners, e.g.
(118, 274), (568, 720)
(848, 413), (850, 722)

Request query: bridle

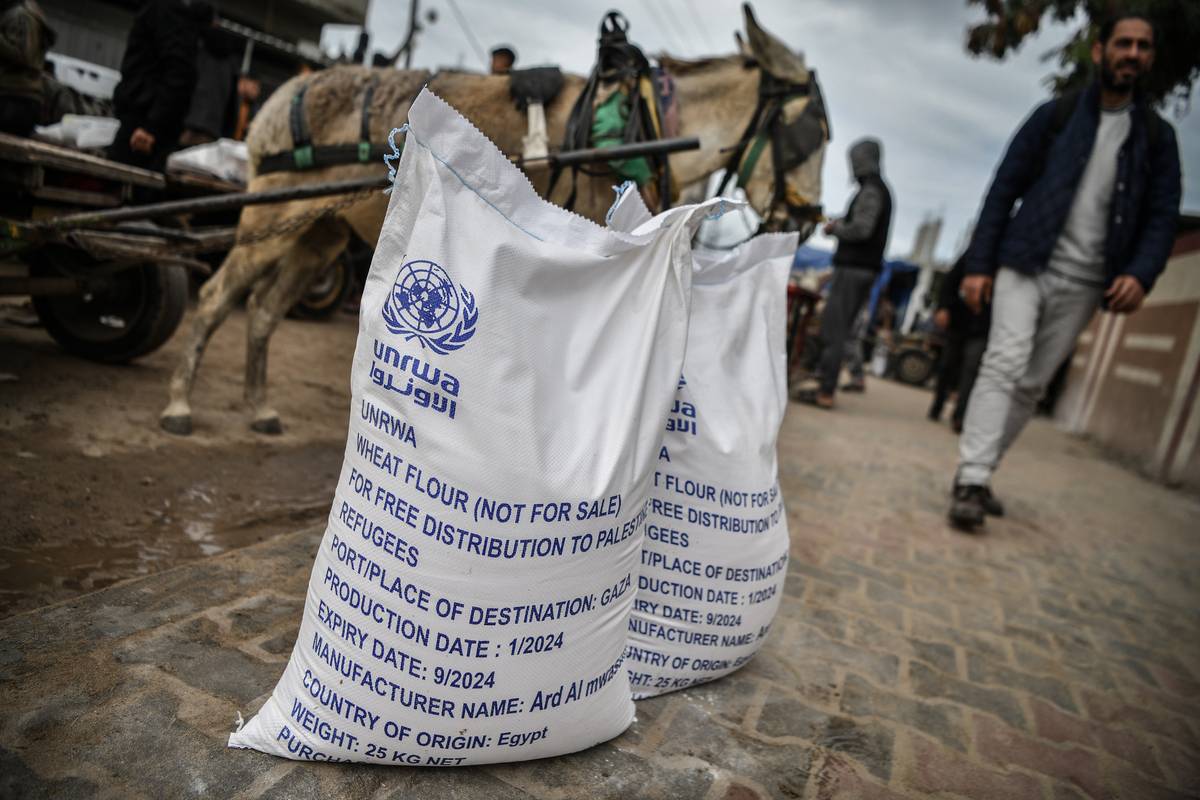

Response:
(712, 64), (828, 237)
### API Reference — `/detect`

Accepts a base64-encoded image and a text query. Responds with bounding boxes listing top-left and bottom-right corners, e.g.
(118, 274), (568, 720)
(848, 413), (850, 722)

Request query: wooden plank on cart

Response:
(0, 132), (165, 190)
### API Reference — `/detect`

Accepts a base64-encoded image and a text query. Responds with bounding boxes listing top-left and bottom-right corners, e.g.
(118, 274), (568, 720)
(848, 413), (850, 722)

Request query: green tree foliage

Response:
(965, 0), (1200, 110)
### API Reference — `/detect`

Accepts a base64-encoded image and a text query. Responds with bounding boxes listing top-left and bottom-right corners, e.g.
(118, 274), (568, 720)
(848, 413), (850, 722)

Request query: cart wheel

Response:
(31, 256), (188, 363)
(894, 348), (935, 386)
(289, 253), (354, 321)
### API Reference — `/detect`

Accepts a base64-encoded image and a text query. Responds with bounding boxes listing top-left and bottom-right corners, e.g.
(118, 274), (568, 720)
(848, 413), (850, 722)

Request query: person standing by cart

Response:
(0, 0), (54, 137)
(107, 0), (212, 171)
(798, 138), (893, 409)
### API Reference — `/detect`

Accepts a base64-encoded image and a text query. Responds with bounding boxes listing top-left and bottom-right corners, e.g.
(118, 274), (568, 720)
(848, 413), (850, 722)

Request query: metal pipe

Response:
(526, 136), (701, 167)
(25, 176), (388, 233)
(18, 138), (701, 235)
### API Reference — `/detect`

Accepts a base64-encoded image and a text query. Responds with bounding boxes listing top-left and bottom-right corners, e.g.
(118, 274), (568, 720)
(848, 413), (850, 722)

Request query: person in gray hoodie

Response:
(799, 138), (893, 409)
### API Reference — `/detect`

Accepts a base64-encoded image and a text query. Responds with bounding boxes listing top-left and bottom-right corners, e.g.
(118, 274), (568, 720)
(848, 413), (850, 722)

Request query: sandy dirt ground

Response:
(0, 303), (359, 617)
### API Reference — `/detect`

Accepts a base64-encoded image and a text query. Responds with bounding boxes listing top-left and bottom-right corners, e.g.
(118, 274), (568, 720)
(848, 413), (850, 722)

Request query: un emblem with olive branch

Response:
(382, 259), (478, 355)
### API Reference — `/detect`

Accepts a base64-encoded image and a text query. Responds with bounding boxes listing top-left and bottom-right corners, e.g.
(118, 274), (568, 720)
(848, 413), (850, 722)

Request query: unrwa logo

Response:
(381, 259), (478, 355)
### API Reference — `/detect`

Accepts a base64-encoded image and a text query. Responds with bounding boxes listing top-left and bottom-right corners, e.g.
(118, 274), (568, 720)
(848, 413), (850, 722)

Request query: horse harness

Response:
(551, 12), (674, 213)
(714, 67), (829, 233)
(257, 73), (415, 176)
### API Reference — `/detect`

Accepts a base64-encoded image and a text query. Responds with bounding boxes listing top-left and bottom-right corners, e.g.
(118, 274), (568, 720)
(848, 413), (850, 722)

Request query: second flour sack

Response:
(609, 187), (796, 698)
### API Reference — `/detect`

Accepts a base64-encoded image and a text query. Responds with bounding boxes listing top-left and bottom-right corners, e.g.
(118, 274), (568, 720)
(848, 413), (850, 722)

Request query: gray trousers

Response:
(957, 267), (1103, 486)
(818, 266), (877, 395)
(844, 311), (868, 384)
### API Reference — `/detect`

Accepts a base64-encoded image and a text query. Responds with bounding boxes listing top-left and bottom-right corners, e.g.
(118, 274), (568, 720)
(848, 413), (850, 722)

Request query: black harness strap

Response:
(257, 73), (400, 176)
(288, 83), (314, 169)
(549, 11), (671, 212)
(359, 74), (379, 162)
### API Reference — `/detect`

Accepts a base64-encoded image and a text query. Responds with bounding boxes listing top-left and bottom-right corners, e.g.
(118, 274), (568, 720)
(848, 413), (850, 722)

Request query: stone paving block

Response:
(908, 661), (1027, 730)
(1009, 641), (1117, 693)
(824, 556), (906, 591)
(224, 594), (305, 640)
(909, 616), (1010, 663)
(755, 686), (894, 781)
(808, 752), (912, 800)
(260, 630), (299, 657)
(1029, 697), (1163, 780)
(1081, 688), (1200, 752)
(495, 741), (715, 800)
(965, 651), (1078, 713)
(846, 615), (957, 677)
(1149, 735), (1200, 795)
(839, 674), (966, 752)
(973, 713), (1104, 799)
(903, 732), (1044, 800)
(653, 701), (818, 799)
(114, 617), (284, 706)
(739, 649), (840, 710)
(953, 603), (1005, 635)
(793, 605), (852, 641)
(1148, 662), (1200, 699)
(790, 623), (900, 687)
(1101, 760), (1199, 800)
(96, 689), (264, 797)
(788, 561), (861, 591)
(1052, 782), (1090, 800)
(0, 747), (99, 800)
(864, 580), (953, 625)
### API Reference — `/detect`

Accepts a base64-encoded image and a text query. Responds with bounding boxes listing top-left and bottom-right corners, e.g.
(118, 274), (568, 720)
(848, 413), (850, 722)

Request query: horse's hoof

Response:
(160, 414), (193, 436)
(250, 416), (284, 435)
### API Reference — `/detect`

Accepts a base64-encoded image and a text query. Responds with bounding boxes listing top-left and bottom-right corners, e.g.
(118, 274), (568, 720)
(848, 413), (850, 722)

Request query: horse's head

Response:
(734, 4), (829, 237)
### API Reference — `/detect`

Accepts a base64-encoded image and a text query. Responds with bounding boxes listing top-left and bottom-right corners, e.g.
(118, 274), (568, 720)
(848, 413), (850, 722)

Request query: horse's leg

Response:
(160, 242), (281, 435)
(243, 222), (351, 434)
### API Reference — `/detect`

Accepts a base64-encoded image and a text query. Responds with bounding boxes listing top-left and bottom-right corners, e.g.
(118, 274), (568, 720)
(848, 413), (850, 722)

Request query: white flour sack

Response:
(608, 189), (796, 698)
(228, 89), (729, 766)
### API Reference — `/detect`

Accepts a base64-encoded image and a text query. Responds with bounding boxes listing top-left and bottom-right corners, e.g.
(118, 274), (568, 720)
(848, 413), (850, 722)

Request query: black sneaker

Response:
(979, 486), (1004, 517)
(948, 484), (986, 530)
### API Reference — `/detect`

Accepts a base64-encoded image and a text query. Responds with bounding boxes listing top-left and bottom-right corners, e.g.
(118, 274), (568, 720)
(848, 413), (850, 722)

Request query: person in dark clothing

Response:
(178, 22), (237, 146)
(949, 14), (1181, 530)
(107, 0), (212, 171)
(928, 255), (990, 432)
(0, 0), (53, 136)
(798, 138), (893, 409)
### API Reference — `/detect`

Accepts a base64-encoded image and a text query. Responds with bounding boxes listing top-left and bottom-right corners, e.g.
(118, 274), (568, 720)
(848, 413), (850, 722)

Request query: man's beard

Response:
(1100, 56), (1143, 92)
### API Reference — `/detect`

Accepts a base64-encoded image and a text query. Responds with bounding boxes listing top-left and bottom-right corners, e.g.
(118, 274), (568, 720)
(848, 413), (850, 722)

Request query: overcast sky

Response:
(323, 0), (1199, 261)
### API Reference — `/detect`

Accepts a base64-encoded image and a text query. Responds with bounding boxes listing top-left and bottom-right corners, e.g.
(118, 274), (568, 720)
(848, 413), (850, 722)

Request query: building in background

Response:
(1055, 213), (1200, 491)
(38, 0), (368, 99)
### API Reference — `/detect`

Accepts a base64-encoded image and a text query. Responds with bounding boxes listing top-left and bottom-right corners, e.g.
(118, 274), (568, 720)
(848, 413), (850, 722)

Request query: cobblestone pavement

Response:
(1, 380), (1198, 799)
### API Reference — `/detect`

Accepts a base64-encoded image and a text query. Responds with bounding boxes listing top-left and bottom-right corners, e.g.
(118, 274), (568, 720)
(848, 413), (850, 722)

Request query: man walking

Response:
(950, 14), (1181, 529)
(799, 138), (893, 409)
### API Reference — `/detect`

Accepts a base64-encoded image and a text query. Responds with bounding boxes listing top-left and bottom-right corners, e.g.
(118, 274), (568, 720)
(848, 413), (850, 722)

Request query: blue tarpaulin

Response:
(790, 246), (920, 329)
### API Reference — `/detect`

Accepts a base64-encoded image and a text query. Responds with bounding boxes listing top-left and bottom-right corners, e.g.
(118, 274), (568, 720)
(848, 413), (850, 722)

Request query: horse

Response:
(160, 5), (827, 435)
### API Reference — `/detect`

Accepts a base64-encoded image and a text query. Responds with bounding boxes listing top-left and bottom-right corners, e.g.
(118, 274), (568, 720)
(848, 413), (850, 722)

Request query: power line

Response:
(444, 0), (489, 70)
(647, 0), (693, 57)
(677, 0), (716, 54)
(642, 0), (685, 56)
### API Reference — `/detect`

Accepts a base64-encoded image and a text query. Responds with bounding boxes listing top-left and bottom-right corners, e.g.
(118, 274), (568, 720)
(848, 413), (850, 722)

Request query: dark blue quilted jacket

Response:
(966, 81), (1181, 293)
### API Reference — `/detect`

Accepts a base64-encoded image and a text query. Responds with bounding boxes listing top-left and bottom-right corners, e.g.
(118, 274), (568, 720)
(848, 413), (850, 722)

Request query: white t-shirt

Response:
(1049, 105), (1132, 284)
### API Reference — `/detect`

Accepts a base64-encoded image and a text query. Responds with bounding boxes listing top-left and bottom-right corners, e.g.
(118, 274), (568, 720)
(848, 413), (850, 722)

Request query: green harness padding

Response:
(591, 89), (654, 187)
